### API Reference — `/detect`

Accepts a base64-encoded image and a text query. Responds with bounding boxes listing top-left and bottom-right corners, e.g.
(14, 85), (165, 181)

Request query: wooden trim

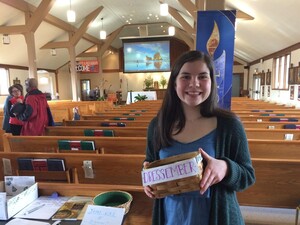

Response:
(103, 69), (120, 73)
(249, 42), (300, 66)
(0, 63), (56, 73)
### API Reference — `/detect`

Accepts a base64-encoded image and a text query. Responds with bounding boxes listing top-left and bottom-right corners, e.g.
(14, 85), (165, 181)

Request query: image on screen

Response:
(123, 40), (170, 73)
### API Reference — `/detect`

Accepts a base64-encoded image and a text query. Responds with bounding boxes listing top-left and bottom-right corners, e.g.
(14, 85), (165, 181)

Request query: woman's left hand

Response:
(199, 148), (228, 195)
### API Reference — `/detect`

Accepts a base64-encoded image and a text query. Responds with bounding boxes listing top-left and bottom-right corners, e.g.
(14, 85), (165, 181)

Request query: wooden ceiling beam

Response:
(0, 25), (27, 34)
(175, 28), (194, 49)
(99, 26), (123, 57)
(26, 0), (55, 32)
(195, 0), (205, 10)
(169, 6), (196, 35)
(40, 41), (69, 49)
(178, 0), (197, 20)
(0, 0), (101, 45)
(70, 6), (103, 46)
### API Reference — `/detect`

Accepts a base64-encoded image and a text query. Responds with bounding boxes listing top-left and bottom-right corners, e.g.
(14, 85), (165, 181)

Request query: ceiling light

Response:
(160, 3), (169, 16)
(100, 18), (106, 39)
(168, 26), (175, 36)
(2, 34), (10, 45)
(67, 0), (76, 22)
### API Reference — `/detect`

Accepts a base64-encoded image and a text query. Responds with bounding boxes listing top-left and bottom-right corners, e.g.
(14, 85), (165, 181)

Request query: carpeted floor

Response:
(241, 206), (297, 225)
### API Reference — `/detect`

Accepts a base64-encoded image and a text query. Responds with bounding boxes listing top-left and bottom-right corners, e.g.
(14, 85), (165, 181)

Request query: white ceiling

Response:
(0, 0), (300, 70)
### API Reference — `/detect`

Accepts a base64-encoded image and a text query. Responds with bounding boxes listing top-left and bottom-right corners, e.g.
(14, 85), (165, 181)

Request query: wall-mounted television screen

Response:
(123, 39), (170, 73)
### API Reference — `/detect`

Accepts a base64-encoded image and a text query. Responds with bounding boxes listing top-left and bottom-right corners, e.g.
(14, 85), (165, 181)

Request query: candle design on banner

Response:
(206, 21), (220, 58)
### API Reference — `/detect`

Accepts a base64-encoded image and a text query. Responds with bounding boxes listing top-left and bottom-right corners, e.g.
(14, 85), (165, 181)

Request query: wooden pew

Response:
(242, 121), (300, 129)
(96, 111), (157, 116)
(238, 115), (300, 122)
(82, 114), (153, 121)
(0, 130), (4, 151)
(49, 100), (115, 122)
(0, 115), (3, 129)
(45, 126), (148, 137)
(235, 110), (300, 115)
(248, 139), (300, 159)
(63, 119), (151, 127)
(3, 133), (146, 155)
(245, 128), (300, 140)
(0, 152), (298, 210)
(237, 158), (300, 208)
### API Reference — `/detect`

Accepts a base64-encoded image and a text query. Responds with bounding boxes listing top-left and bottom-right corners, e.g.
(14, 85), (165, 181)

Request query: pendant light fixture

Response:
(160, 3), (169, 16)
(67, 0), (76, 22)
(100, 18), (107, 39)
(168, 15), (175, 36)
(168, 26), (175, 36)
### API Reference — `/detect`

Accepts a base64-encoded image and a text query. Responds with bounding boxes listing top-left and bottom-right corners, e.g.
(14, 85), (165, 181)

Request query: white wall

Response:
(249, 49), (300, 108)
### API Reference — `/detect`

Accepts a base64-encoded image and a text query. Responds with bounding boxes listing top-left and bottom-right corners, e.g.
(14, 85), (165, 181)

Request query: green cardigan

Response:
(145, 115), (256, 225)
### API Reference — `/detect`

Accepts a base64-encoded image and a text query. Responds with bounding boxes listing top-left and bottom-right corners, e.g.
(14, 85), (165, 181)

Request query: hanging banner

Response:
(76, 60), (99, 73)
(196, 10), (236, 110)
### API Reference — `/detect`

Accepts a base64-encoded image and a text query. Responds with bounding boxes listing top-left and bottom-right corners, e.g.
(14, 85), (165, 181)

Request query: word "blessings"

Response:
(141, 157), (201, 186)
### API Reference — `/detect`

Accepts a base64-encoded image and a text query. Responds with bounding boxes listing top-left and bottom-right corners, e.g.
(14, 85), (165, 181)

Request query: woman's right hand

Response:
(143, 161), (155, 199)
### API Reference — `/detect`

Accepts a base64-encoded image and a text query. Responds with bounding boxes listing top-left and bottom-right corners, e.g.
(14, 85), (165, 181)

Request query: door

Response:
(80, 79), (91, 101)
(252, 75), (261, 100)
(232, 74), (241, 97)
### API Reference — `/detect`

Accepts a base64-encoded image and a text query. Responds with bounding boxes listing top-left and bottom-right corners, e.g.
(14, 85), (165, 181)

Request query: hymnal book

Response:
(52, 196), (92, 220)
(31, 159), (48, 171)
(84, 129), (114, 137)
(58, 140), (95, 151)
(17, 158), (66, 171)
(47, 158), (65, 171)
(17, 158), (34, 170)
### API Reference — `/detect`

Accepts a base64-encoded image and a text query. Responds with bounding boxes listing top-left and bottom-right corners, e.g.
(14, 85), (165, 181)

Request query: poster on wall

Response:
(267, 86), (270, 97)
(261, 86), (264, 97)
(76, 60), (99, 73)
(298, 86), (300, 101)
(290, 86), (294, 100)
(196, 10), (236, 110)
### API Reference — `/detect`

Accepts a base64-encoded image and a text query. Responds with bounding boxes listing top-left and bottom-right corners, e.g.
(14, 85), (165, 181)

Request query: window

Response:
(0, 68), (9, 95)
(272, 54), (290, 89)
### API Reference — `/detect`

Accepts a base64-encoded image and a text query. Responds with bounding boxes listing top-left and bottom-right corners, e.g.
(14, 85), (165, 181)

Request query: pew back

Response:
(245, 128), (300, 140)
(45, 126), (148, 137)
(237, 158), (300, 208)
(3, 134), (146, 154)
(63, 119), (150, 127)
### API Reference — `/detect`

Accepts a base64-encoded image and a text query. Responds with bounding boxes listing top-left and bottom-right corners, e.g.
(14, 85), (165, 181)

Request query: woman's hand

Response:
(199, 148), (228, 195)
(16, 98), (23, 103)
(143, 161), (155, 199)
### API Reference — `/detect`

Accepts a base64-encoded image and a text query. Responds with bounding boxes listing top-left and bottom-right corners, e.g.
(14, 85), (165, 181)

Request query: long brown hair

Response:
(154, 50), (235, 151)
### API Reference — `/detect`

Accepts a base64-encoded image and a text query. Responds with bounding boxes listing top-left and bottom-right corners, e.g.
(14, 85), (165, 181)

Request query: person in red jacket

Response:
(7, 84), (24, 135)
(15, 78), (54, 136)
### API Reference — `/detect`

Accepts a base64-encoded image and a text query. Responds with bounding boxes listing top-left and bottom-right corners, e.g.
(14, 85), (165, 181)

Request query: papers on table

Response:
(5, 218), (50, 225)
(80, 205), (125, 225)
(14, 196), (69, 220)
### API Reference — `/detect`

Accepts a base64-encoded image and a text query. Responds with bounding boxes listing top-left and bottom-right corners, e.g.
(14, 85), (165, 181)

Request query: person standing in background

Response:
(2, 94), (12, 133)
(15, 78), (54, 135)
(89, 86), (100, 101)
(8, 84), (24, 135)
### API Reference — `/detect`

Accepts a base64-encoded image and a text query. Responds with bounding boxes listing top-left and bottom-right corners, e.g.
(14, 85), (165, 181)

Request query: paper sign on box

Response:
(0, 182), (38, 220)
(141, 157), (201, 186)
